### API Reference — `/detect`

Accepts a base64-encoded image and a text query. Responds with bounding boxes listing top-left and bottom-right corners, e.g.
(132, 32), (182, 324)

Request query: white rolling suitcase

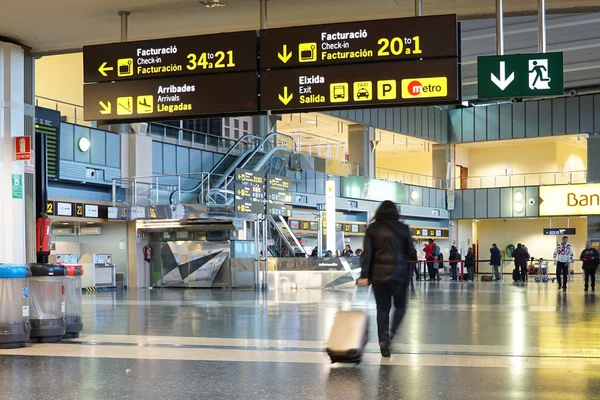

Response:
(326, 285), (371, 364)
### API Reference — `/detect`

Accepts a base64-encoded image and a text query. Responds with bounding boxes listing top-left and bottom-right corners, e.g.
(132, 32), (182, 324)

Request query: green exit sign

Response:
(477, 52), (563, 99)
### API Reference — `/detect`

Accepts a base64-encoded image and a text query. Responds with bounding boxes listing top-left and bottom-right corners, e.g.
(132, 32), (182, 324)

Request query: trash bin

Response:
(28, 264), (66, 343)
(62, 264), (83, 339)
(0, 264), (31, 349)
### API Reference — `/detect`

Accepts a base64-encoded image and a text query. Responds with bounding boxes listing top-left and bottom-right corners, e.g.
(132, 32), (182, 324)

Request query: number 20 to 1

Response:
(377, 36), (422, 56)
(187, 50), (235, 70)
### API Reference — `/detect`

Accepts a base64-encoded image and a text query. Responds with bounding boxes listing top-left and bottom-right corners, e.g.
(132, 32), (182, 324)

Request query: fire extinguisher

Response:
(143, 246), (152, 262)
(36, 216), (51, 255)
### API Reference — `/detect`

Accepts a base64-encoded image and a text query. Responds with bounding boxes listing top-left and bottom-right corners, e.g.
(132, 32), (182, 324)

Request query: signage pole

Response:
(254, 217), (260, 291)
(259, 0), (272, 139)
(119, 11), (130, 42)
(415, 0), (422, 16)
(538, 0), (547, 53)
(496, 0), (504, 55)
(317, 212), (323, 257)
(262, 216), (269, 291)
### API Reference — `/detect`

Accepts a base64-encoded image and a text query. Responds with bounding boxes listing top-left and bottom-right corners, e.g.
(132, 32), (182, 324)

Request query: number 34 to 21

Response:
(187, 51), (235, 70)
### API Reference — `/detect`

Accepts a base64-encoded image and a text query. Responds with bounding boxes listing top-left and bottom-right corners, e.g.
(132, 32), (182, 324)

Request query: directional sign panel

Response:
(84, 72), (258, 122)
(260, 15), (458, 69)
(260, 59), (459, 112)
(83, 31), (258, 83)
(234, 169), (266, 215)
(477, 52), (563, 98)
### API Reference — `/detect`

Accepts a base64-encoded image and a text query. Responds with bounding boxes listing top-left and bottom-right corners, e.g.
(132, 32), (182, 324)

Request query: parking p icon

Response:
(377, 80), (397, 100)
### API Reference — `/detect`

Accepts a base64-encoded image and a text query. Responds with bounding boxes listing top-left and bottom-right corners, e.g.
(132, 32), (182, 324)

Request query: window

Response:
(234, 129), (240, 139)
(234, 119), (240, 129)
(225, 127), (230, 137)
(243, 120), (249, 131)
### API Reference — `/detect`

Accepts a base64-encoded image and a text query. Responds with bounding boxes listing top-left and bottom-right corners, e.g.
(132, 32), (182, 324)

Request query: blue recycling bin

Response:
(28, 264), (67, 343)
(0, 264), (31, 349)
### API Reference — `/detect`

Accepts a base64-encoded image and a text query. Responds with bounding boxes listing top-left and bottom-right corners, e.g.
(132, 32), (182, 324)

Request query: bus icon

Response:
(330, 83), (348, 102)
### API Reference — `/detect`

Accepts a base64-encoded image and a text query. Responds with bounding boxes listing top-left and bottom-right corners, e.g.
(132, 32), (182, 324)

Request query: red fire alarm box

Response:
(15, 136), (31, 161)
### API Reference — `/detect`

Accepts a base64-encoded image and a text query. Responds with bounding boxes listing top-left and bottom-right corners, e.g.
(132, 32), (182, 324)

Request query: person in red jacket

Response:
(423, 239), (437, 281)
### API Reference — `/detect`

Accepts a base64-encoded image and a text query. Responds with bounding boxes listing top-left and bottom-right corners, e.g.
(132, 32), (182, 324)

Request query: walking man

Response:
(490, 244), (502, 281)
(553, 236), (574, 292)
(580, 241), (599, 292)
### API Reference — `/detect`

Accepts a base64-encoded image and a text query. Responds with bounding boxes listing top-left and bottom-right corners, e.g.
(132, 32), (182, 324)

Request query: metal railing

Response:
(148, 122), (247, 154)
(289, 130), (346, 161)
(462, 170), (587, 189)
(112, 171), (235, 207)
(35, 96), (92, 127)
(375, 167), (445, 189)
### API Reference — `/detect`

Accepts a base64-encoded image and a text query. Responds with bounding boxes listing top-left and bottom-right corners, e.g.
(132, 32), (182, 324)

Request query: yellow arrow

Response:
(278, 86), (293, 105)
(98, 62), (114, 77)
(278, 45), (292, 63)
(99, 101), (111, 115)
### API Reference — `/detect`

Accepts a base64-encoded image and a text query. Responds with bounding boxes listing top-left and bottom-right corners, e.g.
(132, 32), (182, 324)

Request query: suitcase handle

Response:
(350, 284), (372, 311)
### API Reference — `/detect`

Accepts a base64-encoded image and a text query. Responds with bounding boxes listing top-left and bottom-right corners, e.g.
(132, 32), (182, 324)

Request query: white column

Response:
(0, 42), (26, 263)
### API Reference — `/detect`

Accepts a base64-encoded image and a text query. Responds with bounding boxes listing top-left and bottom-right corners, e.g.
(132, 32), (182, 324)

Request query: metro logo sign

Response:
(401, 77), (447, 98)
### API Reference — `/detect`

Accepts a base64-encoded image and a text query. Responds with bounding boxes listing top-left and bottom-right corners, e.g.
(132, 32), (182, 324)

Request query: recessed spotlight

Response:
(199, 0), (227, 7)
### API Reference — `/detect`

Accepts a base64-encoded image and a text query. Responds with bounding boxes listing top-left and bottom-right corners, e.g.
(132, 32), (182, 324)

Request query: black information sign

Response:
(84, 72), (258, 122)
(84, 31), (258, 83)
(260, 15), (458, 69)
(267, 203), (292, 217)
(266, 174), (292, 204)
(543, 228), (576, 235)
(260, 58), (459, 112)
(234, 169), (266, 215)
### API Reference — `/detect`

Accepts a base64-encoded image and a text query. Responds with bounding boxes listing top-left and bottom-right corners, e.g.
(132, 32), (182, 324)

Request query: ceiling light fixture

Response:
(199, 0), (227, 8)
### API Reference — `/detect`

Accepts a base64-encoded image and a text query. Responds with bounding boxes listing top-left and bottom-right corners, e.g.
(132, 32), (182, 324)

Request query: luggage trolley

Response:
(533, 258), (551, 283)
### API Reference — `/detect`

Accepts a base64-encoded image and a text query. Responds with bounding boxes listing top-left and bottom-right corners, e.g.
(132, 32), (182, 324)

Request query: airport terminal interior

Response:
(2, 0), (600, 398)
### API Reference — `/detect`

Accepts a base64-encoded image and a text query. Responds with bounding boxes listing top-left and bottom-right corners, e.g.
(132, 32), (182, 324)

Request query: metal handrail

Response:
(376, 167), (445, 189)
(463, 170), (587, 189)
(267, 215), (296, 257)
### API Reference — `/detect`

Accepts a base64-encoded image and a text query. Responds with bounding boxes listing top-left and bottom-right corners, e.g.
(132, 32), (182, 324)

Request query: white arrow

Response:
(490, 61), (515, 91)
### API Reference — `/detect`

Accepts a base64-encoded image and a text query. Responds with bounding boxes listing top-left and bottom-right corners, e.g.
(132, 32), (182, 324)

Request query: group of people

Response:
(416, 239), (475, 282)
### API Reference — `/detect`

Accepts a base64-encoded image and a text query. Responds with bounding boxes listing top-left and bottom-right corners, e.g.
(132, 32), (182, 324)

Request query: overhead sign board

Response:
(83, 72), (258, 122)
(477, 52), (563, 99)
(543, 228), (576, 236)
(259, 14), (458, 69)
(266, 174), (292, 204)
(539, 184), (600, 216)
(260, 58), (458, 112)
(83, 31), (258, 83)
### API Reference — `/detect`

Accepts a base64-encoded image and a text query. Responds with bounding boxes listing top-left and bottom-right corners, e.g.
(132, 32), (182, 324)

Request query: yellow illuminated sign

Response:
(377, 80), (397, 100)
(117, 58), (134, 77)
(116, 97), (133, 115)
(298, 43), (317, 62)
(330, 83), (349, 102)
(353, 81), (372, 101)
(401, 77), (447, 99)
(540, 184), (600, 216)
(137, 95), (154, 114)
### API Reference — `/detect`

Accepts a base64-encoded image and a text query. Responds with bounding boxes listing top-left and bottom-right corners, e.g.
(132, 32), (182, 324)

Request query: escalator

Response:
(206, 132), (296, 206)
(170, 132), (295, 205)
(168, 135), (264, 204)
(264, 215), (306, 258)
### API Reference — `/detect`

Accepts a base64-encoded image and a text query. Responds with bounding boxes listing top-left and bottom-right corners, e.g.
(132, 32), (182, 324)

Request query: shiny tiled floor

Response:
(2, 278), (600, 399)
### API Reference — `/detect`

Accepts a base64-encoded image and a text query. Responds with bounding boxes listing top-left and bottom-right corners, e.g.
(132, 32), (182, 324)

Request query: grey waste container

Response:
(62, 264), (83, 339)
(0, 264), (31, 348)
(28, 264), (66, 343)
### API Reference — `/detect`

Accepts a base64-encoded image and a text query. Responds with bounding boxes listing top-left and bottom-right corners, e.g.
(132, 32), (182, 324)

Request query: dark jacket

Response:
(580, 248), (600, 271)
(449, 248), (461, 266)
(490, 247), (502, 265)
(513, 246), (530, 267)
(360, 217), (417, 283)
(465, 251), (475, 268)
